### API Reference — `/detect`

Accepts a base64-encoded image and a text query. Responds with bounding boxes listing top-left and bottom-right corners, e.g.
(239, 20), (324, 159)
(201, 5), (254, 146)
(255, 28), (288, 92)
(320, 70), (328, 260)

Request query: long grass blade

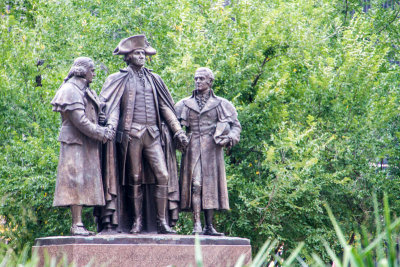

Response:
(233, 254), (246, 267)
(363, 217), (400, 254)
(360, 226), (374, 266)
(296, 256), (308, 267)
(251, 239), (278, 267)
(251, 239), (271, 265)
(311, 253), (326, 267)
(194, 234), (203, 267)
(283, 242), (304, 267)
(342, 245), (350, 267)
(325, 204), (347, 247)
(383, 193), (395, 267)
(255, 239), (279, 267)
(323, 240), (342, 267)
(373, 193), (384, 261)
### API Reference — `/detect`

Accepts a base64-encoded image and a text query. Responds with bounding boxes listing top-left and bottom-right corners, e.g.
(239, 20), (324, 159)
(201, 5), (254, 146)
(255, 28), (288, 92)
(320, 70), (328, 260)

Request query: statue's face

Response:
(129, 49), (146, 67)
(84, 63), (95, 84)
(194, 70), (212, 92)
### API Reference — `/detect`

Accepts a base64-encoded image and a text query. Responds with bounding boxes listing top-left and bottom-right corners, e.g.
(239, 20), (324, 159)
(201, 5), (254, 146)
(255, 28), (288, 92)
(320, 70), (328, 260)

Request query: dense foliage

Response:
(1, 0), (400, 262)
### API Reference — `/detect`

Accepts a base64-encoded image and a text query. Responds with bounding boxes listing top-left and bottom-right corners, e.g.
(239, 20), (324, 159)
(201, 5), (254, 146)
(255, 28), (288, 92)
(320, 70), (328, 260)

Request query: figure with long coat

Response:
(51, 57), (114, 235)
(175, 67), (241, 235)
(97, 35), (188, 234)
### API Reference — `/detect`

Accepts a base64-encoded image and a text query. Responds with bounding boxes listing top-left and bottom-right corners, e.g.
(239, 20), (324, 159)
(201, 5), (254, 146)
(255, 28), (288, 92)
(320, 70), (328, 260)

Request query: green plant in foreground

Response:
(309, 194), (400, 267)
(192, 194), (400, 267)
(192, 233), (304, 267)
(0, 192), (399, 267)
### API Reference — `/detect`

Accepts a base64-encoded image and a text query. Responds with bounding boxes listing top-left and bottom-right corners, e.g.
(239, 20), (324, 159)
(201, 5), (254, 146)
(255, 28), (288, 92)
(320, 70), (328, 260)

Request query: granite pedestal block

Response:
(33, 234), (251, 267)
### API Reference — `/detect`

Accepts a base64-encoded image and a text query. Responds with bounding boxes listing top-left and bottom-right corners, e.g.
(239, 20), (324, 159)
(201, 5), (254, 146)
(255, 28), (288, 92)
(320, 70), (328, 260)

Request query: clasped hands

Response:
(103, 125), (116, 143)
(99, 111), (116, 143)
(174, 130), (189, 152)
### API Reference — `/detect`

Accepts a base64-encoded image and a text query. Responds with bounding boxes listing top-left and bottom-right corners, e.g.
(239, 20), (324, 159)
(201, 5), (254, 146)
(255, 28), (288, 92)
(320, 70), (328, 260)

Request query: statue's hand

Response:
(174, 130), (189, 152)
(216, 135), (232, 147)
(104, 125), (116, 142)
(99, 112), (107, 126)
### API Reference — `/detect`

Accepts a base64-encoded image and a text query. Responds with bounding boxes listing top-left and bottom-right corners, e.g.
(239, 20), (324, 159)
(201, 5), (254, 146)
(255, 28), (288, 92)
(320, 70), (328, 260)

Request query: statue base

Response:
(33, 234), (251, 267)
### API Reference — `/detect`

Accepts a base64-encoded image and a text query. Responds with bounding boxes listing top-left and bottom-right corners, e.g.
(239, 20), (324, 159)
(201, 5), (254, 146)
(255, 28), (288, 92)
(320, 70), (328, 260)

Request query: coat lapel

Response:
(86, 89), (101, 110)
(184, 97), (200, 113)
(199, 94), (221, 114)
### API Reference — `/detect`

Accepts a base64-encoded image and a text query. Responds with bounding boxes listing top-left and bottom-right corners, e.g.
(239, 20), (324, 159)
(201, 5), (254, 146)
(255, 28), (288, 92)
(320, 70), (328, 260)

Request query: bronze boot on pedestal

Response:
(130, 185), (143, 234)
(155, 185), (176, 234)
(71, 205), (93, 236)
(203, 209), (224, 236)
(192, 209), (202, 234)
(169, 208), (179, 227)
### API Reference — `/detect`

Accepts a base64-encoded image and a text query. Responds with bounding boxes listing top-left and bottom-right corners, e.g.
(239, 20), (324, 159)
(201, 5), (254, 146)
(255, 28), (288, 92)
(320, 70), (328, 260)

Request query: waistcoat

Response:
(131, 70), (157, 125)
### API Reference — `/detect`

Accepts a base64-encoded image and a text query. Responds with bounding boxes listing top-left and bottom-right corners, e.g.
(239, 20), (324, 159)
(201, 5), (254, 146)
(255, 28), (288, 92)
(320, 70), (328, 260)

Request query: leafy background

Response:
(1, 0), (400, 262)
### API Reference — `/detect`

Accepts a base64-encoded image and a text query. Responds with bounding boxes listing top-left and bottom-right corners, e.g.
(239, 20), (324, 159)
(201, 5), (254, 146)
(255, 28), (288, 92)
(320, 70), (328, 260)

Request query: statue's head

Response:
(124, 49), (146, 67)
(195, 67), (214, 92)
(114, 35), (156, 67)
(65, 57), (95, 84)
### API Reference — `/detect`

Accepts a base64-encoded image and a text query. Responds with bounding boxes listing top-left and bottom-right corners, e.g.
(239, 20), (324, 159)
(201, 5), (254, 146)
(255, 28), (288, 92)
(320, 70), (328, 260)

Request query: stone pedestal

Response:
(33, 234), (251, 267)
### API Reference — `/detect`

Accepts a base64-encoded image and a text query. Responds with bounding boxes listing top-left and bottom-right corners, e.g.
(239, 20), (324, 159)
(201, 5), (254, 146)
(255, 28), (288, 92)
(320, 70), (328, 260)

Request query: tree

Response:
(0, 0), (399, 262)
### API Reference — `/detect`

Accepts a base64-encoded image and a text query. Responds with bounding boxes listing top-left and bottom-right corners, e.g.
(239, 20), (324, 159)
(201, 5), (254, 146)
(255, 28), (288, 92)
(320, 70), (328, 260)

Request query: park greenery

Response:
(1, 0), (400, 265)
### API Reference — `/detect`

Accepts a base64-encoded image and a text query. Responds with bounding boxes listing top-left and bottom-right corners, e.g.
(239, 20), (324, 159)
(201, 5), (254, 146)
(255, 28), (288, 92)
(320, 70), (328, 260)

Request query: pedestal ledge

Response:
(33, 234), (252, 267)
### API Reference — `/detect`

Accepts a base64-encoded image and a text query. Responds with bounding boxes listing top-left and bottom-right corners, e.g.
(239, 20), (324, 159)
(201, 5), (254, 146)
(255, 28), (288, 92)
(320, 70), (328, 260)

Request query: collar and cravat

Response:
(195, 90), (211, 110)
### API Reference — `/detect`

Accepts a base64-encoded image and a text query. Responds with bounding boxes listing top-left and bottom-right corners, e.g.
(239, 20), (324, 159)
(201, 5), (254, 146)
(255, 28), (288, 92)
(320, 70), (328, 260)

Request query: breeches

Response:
(126, 130), (169, 186)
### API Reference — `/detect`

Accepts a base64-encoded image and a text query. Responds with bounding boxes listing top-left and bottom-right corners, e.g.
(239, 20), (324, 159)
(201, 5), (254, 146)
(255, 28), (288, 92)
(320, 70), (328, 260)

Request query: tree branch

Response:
(377, 8), (400, 34)
(258, 175), (279, 226)
(343, 0), (348, 24)
(251, 55), (272, 88)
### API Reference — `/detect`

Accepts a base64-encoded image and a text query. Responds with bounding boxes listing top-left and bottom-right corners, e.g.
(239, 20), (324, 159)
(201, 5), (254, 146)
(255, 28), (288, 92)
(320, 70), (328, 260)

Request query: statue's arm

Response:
(99, 72), (125, 131)
(219, 100), (241, 147)
(67, 109), (107, 142)
(228, 114), (241, 146)
(159, 98), (182, 134)
(106, 104), (120, 130)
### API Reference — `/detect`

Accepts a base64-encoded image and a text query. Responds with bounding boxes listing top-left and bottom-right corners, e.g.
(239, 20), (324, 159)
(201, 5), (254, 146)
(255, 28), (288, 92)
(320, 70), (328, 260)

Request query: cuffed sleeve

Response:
(68, 109), (106, 142)
(159, 97), (182, 134)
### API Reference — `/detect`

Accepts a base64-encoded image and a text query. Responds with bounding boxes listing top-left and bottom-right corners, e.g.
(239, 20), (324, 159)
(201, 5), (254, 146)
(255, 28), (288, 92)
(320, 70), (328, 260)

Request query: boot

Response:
(156, 185), (176, 234)
(203, 209), (224, 236)
(169, 208), (179, 227)
(130, 185), (143, 234)
(71, 205), (93, 236)
(98, 222), (118, 235)
(70, 223), (91, 236)
(192, 210), (202, 234)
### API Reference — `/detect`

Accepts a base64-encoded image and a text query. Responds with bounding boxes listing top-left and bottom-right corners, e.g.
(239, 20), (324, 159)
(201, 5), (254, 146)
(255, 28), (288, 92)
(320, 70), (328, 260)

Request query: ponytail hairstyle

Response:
(64, 57), (94, 82)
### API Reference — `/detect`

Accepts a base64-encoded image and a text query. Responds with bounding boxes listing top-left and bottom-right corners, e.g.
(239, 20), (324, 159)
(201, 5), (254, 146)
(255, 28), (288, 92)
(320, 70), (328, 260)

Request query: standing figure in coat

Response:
(51, 57), (114, 235)
(175, 67), (241, 235)
(99, 35), (188, 234)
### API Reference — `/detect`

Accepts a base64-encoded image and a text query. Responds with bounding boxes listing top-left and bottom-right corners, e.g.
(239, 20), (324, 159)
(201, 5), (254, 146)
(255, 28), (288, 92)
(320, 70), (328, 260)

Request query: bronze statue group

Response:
(51, 35), (241, 236)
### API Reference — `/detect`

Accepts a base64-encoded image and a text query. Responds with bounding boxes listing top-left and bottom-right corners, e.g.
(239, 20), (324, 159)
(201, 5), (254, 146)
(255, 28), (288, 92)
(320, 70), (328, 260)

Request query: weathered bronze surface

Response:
(175, 67), (241, 236)
(51, 57), (114, 236)
(51, 42), (240, 238)
(97, 35), (189, 234)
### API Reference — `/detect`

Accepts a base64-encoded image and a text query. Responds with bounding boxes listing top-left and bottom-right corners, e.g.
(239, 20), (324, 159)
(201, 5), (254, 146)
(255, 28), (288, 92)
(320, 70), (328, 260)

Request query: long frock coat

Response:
(175, 90), (241, 210)
(51, 77), (106, 207)
(97, 66), (181, 231)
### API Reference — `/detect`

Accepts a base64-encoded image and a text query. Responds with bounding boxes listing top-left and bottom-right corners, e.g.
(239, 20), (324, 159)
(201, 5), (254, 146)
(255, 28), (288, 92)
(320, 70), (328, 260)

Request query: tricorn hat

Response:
(113, 34), (157, 55)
